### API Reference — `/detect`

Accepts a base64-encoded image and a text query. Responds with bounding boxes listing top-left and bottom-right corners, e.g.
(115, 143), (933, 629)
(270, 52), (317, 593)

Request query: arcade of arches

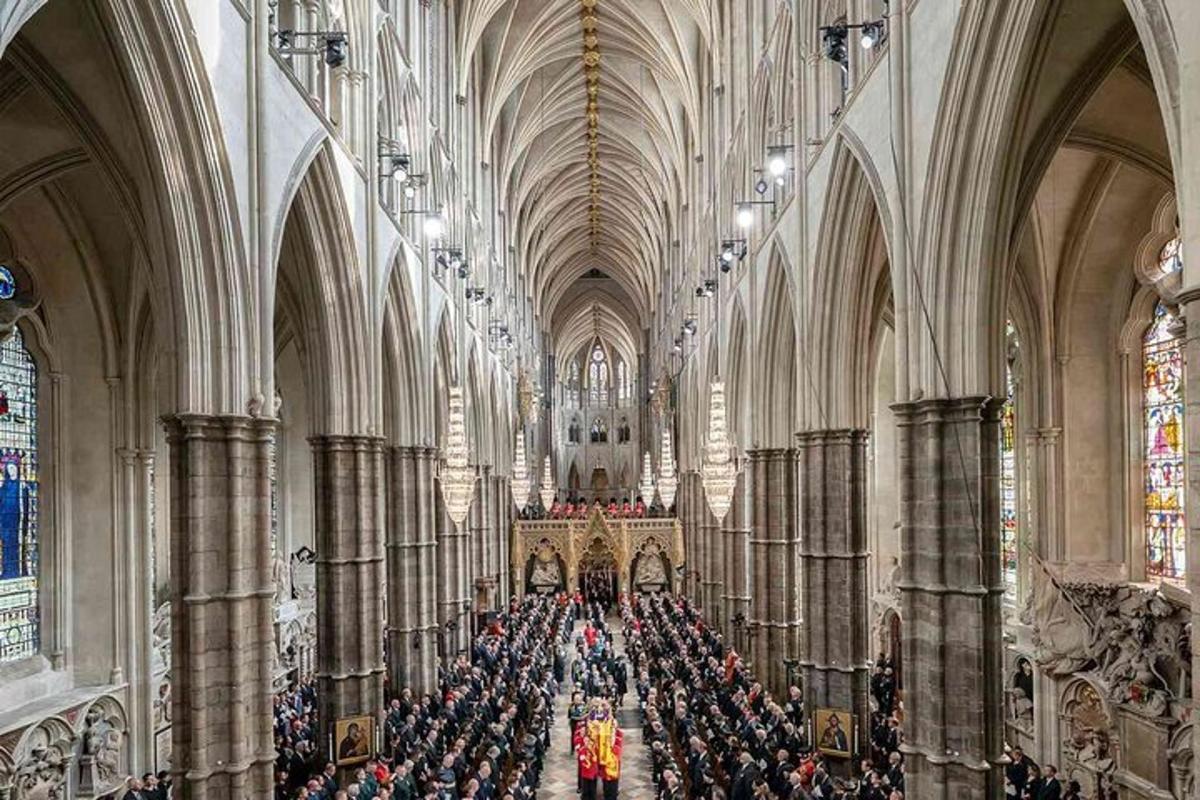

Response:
(0, 1), (1199, 799)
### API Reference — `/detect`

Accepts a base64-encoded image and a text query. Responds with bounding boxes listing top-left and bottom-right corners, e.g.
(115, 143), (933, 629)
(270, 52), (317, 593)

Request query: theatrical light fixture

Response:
(754, 177), (770, 196)
(431, 247), (466, 277)
(696, 278), (717, 299)
(377, 142), (411, 181)
(820, 12), (887, 66)
(720, 239), (748, 265)
(735, 201), (774, 230)
(274, 30), (349, 67)
(860, 21), (884, 49)
(423, 213), (443, 238)
(683, 318), (698, 336)
(672, 336), (683, 354)
(821, 24), (848, 66)
(401, 209), (446, 240)
(767, 145), (793, 178)
(465, 287), (486, 304)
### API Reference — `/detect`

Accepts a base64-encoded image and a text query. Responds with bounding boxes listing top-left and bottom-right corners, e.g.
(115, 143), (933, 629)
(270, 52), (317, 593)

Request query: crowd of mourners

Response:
(518, 494), (672, 521)
(271, 594), (571, 800)
(623, 594), (909, 800)
(265, 586), (1083, 800)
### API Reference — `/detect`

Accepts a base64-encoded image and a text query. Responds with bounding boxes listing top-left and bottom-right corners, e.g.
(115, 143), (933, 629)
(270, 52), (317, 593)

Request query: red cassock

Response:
(584, 625), (598, 648)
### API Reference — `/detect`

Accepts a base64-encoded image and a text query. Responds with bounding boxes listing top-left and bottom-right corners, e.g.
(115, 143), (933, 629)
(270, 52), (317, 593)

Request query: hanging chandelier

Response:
(539, 456), (555, 510)
(657, 428), (677, 511)
(511, 433), (531, 509)
(441, 386), (476, 528)
(701, 380), (738, 522)
(638, 450), (655, 502)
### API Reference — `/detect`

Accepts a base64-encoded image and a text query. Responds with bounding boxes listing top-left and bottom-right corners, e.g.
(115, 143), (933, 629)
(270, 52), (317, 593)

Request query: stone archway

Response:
(578, 536), (618, 607)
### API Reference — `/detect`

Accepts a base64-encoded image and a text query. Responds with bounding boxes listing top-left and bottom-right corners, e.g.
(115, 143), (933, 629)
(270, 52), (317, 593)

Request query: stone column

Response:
(311, 435), (386, 740)
(748, 448), (800, 695)
(677, 470), (699, 602)
(892, 397), (1005, 799)
(386, 446), (438, 695)
(164, 414), (275, 799)
(797, 430), (871, 755)
(718, 469), (749, 639)
(468, 467), (491, 629)
(496, 475), (512, 602)
(435, 474), (472, 661)
(700, 472), (724, 628)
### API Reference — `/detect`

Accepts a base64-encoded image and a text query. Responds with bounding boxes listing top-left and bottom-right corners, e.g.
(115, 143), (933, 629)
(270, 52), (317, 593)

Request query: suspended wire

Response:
(881, 11), (985, 555)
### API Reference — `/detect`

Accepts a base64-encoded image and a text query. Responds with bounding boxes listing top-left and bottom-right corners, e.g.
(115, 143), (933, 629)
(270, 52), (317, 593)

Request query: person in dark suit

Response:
(1037, 765), (1062, 800)
(731, 751), (761, 800)
(1006, 747), (1037, 795)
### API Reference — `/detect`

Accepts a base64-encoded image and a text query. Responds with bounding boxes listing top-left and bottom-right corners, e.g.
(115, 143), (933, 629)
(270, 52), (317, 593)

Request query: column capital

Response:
(307, 433), (387, 450)
(890, 394), (1003, 423)
(795, 427), (870, 445)
(162, 412), (278, 441)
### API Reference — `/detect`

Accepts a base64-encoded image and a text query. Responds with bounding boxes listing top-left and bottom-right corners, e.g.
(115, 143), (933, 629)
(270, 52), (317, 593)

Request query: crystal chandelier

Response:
(638, 450), (655, 502)
(511, 433), (531, 508)
(657, 428), (677, 510)
(539, 455), (555, 510)
(701, 380), (738, 522)
(440, 386), (476, 528)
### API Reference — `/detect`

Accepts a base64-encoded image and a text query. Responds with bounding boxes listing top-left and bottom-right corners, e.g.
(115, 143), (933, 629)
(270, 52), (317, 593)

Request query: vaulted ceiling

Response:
(457, 0), (714, 354)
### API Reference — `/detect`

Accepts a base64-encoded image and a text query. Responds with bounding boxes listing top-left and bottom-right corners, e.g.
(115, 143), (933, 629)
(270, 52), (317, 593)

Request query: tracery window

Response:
(0, 328), (39, 663)
(568, 360), (581, 406)
(999, 320), (1019, 598)
(617, 361), (628, 404)
(1144, 301), (1186, 583)
(1158, 236), (1182, 277)
(588, 345), (608, 406)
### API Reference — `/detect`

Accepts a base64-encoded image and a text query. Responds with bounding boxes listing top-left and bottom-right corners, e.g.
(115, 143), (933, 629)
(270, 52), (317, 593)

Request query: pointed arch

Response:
(809, 136), (894, 429)
(757, 249), (797, 447)
(274, 143), (371, 435)
(382, 256), (423, 446)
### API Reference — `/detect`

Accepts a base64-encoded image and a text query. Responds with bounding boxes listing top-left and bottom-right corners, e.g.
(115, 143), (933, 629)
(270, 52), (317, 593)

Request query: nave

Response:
(3, 2), (1200, 799)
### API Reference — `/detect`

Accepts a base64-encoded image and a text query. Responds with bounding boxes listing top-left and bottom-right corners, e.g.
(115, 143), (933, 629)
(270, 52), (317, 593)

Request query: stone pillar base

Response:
(797, 429), (871, 756)
(893, 397), (1006, 800)
(311, 435), (386, 739)
(165, 414), (276, 799)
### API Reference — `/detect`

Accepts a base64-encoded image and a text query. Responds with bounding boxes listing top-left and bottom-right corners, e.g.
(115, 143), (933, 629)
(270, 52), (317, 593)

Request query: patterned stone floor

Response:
(538, 617), (656, 799)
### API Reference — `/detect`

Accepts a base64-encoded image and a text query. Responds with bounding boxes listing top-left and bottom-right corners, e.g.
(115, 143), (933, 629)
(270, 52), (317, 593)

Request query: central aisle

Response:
(537, 614), (656, 799)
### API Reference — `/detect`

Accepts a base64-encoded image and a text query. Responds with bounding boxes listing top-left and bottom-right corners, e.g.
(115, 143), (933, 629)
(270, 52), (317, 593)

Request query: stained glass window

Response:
(1158, 237), (1182, 277)
(0, 328), (39, 662)
(1144, 301), (1186, 583)
(588, 344), (608, 406)
(999, 321), (1019, 598)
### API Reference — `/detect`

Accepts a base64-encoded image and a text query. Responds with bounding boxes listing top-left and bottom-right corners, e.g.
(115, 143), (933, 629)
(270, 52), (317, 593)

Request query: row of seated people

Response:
(625, 594), (905, 799)
(272, 594), (570, 799)
(519, 495), (674, 520)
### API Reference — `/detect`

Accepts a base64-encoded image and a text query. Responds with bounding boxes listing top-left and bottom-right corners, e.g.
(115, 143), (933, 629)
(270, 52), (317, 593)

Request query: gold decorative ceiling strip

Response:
(580, 0), (601, 248)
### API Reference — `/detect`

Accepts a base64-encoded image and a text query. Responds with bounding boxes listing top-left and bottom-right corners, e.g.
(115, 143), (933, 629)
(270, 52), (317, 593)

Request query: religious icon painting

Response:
(814, 707), (853, 758)
(333, 715), (374, 766)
